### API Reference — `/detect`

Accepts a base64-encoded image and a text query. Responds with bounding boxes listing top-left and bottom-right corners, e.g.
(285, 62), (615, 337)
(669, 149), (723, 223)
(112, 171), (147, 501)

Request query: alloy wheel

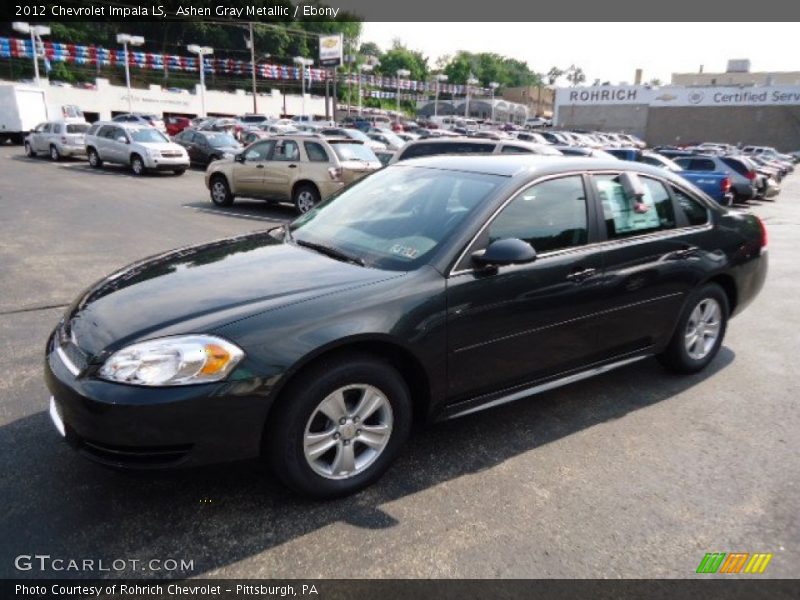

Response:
(211, 181), (228, 204)
(296, 191), (316, 213)
(303, 384), (393, 480)
(685, 298), (722, 360)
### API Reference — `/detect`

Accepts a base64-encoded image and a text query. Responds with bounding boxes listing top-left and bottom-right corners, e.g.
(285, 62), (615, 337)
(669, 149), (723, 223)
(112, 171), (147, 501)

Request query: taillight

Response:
(756, 216), (768, 249)
(721, 177), (731, 193)
(746, 170), (756, 181)
(328, 167), (343, 180)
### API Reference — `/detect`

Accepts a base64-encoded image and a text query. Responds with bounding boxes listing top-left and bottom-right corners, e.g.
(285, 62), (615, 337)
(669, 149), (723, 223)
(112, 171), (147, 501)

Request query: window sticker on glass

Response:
(389, 244), (420, 259)
(596, 179), (660, 234)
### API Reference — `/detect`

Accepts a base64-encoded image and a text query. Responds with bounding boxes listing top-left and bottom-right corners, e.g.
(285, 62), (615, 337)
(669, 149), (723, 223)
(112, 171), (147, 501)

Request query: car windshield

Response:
(66, 123), (90, 133)
(331, 143), (378, 162)
(289, 166), (503, 271)
(205, 133), (239, 147)
(344, 129), (370, 142)
(379, 130), (405, 146)
(130, 129), (168, 143)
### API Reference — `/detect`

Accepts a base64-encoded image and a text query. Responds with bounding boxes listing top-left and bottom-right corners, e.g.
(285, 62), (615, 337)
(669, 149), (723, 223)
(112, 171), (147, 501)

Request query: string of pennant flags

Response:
(0, 36), (490, 96)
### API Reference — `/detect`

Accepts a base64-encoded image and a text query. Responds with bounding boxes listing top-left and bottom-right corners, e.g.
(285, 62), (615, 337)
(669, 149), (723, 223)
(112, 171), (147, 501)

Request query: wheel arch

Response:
(291, 179), (320, 200)
(703, 272), (738, 315)
(261, 335), (433, 443)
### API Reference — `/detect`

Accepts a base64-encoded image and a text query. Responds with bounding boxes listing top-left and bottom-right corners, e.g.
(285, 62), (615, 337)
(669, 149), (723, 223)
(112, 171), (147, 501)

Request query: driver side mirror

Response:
(116, 136), (128, 144)
(235, 153), (246, 163)
(472, 238), (537, 268)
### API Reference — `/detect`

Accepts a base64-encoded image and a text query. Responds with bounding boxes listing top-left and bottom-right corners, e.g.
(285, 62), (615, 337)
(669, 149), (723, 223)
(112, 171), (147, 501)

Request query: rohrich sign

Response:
(556, 84), (800, 108)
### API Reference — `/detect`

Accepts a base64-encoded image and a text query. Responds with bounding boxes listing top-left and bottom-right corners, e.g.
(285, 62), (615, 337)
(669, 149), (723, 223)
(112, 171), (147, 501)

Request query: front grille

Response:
(160, 150), (182, 158)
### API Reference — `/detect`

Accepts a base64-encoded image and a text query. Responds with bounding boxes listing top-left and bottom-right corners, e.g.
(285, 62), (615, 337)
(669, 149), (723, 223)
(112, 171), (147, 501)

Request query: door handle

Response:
(288, 164), (298, 168)
(566, 267), (597, 283)
(667, 247), (699, 260)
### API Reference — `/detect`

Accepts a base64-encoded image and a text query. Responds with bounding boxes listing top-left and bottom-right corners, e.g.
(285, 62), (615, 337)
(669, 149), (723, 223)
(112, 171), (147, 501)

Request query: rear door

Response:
(589, 172), (698, 357)
(446, 174), (607, 402)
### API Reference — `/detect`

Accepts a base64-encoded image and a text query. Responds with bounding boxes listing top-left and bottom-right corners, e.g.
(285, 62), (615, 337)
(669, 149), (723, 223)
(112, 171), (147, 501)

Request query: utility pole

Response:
(249, 22), (257, 113)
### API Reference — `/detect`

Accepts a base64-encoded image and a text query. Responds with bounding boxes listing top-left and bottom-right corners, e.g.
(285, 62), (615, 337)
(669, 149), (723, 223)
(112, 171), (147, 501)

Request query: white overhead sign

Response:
(556, 84), (800, 108)
(318, 34), (343, 67)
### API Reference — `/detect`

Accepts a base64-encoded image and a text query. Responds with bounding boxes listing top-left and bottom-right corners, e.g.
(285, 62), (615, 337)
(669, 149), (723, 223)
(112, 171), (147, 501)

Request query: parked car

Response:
(198, 118), (239, 137)
(673, 155), (757, 203)
(112, 113), (166, 133)
(319, 127), (387, 151)
(607, 148), (733, 206)
(373, 149), (396, 166)
(46, 155), (768, 497)
(238, 114), (270, 126)
(84, 122), (189, 175)
(173, 130), (242, 166)
(205, 135), (381, 213)
(366, 128), (407, 150)
(165, 116), (192, 137)
(390, 138), (561, 163)
(24, 120), (90, 161)
(239, 130), (270, 145)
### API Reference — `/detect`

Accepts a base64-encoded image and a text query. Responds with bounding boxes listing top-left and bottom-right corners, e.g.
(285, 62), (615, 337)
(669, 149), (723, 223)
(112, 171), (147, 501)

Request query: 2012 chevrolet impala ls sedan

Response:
(45, 155), (768, 497)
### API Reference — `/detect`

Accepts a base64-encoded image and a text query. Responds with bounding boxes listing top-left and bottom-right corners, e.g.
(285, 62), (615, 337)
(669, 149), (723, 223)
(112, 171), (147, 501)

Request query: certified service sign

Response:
(319, 34), (343, 67)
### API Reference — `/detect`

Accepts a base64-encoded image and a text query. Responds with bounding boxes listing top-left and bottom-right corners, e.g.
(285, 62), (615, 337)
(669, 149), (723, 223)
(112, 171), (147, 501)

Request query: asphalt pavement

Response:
(0, 146), (797, 578)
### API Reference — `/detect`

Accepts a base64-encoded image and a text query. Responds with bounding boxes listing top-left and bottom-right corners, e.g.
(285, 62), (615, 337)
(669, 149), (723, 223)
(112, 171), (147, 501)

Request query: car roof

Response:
(391, 154), (668, 180)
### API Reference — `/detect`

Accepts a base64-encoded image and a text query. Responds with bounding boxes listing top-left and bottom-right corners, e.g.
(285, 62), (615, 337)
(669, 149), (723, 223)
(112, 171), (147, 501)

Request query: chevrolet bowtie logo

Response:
(696, 552), (773, 574)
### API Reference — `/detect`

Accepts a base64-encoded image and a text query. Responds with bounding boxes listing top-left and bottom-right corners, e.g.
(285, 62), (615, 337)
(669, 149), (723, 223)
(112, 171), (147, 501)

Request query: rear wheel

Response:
(24, 142), (36, 158)
(293, 183), (320, 214)
(658, 283), (728, 374)
(266, 355), (412, 498)
(209, 175), (234, 206)
(130, 154), (145, 176)
(87, 148), (102, 168)
(49, 145), (61, 162)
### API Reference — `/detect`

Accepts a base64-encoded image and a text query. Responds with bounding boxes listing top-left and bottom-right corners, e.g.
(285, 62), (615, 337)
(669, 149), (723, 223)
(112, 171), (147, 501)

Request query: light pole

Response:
(293, 56), (313, 119)
(13, 22), (50, 87)
(116, 33), (144, 113)
(357, 63), (374, 117)
(489, 82), (499, 123)
(187, 45), (213, 118)
(395, 68), (410, 122)
(434, 74), (448, 118)
(464, 76), (478, 118)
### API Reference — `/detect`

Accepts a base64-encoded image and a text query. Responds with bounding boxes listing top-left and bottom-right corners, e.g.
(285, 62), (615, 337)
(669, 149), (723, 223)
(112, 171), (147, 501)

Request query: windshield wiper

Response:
(294, 239), (365, 266)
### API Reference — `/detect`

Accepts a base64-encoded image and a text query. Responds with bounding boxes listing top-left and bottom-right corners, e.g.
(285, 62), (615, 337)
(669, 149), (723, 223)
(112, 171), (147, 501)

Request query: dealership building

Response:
(554, 83), (800, 151)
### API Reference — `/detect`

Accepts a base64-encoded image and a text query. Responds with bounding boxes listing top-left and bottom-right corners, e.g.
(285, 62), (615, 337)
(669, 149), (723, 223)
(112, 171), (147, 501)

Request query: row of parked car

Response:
(21, 109), (796, 215)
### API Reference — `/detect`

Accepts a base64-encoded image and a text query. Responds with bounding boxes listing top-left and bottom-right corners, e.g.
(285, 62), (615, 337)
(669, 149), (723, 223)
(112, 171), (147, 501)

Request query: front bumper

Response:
(142, 155), (190, 170)
(44, 335), (271, 469)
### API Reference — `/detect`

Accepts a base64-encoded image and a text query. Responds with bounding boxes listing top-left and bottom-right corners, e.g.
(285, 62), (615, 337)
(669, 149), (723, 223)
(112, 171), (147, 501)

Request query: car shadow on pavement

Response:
(0, 349), (734, 578)
(9, 155), (181, 178)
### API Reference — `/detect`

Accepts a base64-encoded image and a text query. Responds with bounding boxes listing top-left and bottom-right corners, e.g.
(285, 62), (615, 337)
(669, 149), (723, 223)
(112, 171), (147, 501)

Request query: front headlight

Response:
(98, 335), (244, 386)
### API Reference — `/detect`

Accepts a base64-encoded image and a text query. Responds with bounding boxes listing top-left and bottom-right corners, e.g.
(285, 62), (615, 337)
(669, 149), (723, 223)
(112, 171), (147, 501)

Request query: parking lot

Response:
(0, 145), (798, 578)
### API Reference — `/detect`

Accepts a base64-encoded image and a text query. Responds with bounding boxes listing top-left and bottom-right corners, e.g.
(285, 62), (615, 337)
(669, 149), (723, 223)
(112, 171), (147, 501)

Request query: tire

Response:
(293, 183), (320, 214)
(658, 283), (729, 374)
(24, 142), (36, 158)
(49, 145), (61, 162)
(266, 354), (412, 498)
(209, 175), (234, 206)
(87, 148), (103, 168)
(130, 154), (146, 176)
(173, 168), (186, 176)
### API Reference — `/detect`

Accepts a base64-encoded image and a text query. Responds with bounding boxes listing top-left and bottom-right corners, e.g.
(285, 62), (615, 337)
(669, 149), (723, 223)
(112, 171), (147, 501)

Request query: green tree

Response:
(378, 41), (428, 82)
(546, 67), (564, 85)
(565, 65), (586, 86)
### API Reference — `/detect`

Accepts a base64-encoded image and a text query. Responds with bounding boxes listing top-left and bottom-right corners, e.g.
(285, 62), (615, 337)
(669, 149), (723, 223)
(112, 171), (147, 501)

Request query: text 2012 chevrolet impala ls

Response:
(45, 155), (767, 497)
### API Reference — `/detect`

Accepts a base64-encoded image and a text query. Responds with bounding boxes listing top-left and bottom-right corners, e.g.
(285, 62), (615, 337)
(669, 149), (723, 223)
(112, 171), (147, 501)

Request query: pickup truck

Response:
(606, 148), (733, 206)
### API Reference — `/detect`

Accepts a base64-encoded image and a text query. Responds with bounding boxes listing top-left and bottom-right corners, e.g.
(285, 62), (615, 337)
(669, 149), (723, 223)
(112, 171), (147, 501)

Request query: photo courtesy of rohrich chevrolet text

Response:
(0, 1), (798, 598)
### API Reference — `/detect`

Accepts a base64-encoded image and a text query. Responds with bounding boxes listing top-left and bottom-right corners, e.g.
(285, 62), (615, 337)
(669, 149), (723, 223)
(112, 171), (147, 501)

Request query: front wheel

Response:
(130, 154), (146, 176)
(658, 283), (729, 374)
(87, 148), (103, 168)
(266, 355), (412, 498)
(209, 176), (234, 206)
(24, 142), (36, 158)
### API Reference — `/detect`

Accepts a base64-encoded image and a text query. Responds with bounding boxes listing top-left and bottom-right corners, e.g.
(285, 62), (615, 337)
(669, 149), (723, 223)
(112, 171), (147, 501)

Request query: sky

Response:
(361, 22), (799, 85)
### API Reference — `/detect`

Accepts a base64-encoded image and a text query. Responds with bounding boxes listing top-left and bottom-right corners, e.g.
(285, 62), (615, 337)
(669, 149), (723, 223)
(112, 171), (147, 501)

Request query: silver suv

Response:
(24, 120), (90, 161)
(85, 122), (189, 176)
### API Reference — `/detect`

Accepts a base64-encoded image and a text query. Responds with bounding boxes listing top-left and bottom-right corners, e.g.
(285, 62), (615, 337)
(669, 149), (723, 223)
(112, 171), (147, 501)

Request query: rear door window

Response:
(304, 141), (329, 162)
(594, 174), (676, 239)
(689, 158), (717, 171)
(671, 186), (710, 226)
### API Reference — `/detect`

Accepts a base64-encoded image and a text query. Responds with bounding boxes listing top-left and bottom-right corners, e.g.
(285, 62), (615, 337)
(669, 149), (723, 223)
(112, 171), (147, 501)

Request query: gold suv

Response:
(205, 134), (382, 213)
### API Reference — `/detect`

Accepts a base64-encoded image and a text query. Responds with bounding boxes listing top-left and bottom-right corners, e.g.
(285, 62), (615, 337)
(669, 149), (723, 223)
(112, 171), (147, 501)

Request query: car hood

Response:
(66, 231), (401, 358)
(137, 141), (185, 152)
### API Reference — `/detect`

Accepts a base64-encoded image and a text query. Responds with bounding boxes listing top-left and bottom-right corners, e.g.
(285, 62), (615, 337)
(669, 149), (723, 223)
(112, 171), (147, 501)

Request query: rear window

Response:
(331, 143), (377, 162)
(304, 141), (329, 162)
(66, 123), (90, 133)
